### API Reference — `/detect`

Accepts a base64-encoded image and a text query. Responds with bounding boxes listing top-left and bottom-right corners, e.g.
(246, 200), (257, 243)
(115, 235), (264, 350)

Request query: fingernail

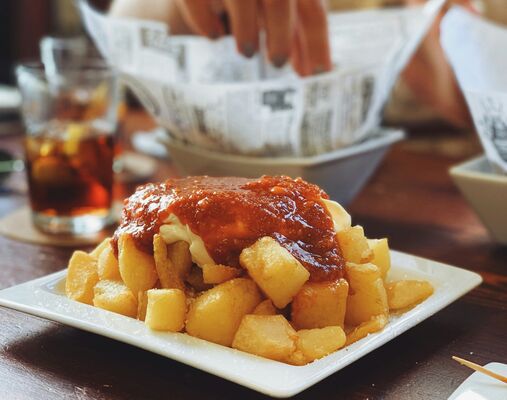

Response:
(241, 43), (256, 58)
(208, 30), (221, 40)
(313, 65), (327, 75)
(271, 55), (288, 68)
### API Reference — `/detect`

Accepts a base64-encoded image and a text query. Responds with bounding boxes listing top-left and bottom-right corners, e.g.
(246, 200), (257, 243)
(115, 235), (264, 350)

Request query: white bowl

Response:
(161, 128), (404, 205)
(450, 156), (507, 245)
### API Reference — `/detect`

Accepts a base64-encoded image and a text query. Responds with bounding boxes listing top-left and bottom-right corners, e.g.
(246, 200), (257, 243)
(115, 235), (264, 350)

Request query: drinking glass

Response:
(16, 61), (119, 235)
(40, 36), (90, 76)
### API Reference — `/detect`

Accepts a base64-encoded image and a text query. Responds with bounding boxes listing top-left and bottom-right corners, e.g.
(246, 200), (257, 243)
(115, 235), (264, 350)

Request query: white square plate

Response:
(0, 250), (482, 398)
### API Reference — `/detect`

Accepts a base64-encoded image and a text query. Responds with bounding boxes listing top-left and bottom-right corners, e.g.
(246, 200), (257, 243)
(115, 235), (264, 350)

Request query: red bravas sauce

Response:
(113, 176), (344, 281)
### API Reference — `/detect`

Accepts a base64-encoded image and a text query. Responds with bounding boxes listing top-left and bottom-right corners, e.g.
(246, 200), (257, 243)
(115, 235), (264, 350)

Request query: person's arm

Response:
(402, 0), (475, 127)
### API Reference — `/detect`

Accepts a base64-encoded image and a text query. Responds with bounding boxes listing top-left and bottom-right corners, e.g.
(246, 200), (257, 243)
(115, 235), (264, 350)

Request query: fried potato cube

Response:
(186, 278), (262, 346)
(232, 315), (298, 363)
(65, 251), (99, 304)
(97, 245), (121, 281)
(368, 238), (390, 280)
(297, 326), (346, 362)
(337, 226), (373, 264)
(252, 299), (277, 316)
(386, 280), (434, 310)
(345, 262), (388, 326)
(89, 238), (110, 259)
(137, 291), (148, 321)
(292, 279), (349, 329)
(345, 314), (388, 346)
(239, 237), (310, 308)
(285, 350), (307, 366)
(118, 233), (158, 294)
(167, 241), (192, 279)
(153, 234), (185, 290)
(202, 264), (241, 284)
(93, 280), (137, 318)
(145, 288), (186, 332)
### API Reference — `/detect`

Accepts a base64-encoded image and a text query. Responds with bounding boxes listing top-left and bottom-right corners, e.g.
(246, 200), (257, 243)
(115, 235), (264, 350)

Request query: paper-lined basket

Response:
(80, 0), (443, 157)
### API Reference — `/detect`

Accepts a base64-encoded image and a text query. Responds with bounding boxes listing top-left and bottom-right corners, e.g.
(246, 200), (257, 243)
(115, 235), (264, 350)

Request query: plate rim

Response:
(0, 250), (483, 398)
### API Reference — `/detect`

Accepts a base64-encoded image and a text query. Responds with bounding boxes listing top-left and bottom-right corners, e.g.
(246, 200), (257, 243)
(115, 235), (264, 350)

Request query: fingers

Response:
(261, 0), (294, 67)
(175, 0), (332, 75)
(296, 0), (331, 75)
(176, 0), (225, 39)
(224, 0), (259, 57)
(291, 25), (308, 76)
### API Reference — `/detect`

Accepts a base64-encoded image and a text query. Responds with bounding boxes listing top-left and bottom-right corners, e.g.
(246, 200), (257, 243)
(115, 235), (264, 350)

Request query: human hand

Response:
(110, 0), (332, 76)
(174, 0), (332, 75)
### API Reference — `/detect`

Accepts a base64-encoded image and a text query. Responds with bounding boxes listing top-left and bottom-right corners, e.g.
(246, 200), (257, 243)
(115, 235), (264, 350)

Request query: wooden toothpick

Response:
(452, 356), (507, 384)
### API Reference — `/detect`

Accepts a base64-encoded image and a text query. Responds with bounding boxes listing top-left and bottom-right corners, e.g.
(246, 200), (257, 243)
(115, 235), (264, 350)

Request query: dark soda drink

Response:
(24, 123), (114, 218)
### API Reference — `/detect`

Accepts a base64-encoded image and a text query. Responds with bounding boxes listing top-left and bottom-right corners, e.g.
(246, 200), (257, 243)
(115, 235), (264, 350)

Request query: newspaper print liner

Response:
(80, 0), (444, 157)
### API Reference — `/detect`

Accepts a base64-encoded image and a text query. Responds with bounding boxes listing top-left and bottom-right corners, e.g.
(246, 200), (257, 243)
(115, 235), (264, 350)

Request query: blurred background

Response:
(0, 0), (110, 85)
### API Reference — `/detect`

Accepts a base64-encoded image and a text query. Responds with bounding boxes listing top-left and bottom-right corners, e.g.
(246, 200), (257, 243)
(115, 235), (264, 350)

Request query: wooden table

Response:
(0, 111), (506, 399)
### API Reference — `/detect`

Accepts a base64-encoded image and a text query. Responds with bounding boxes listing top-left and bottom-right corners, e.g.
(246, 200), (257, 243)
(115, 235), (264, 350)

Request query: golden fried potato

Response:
(167, 241), (192, 279)
(137, 291), (148, 321)
(297, 326), (346, 362)
(386, 280), (434, 310)
(153, 234), (185, 290)
(97, 245), (121, 281)
(145, 288), (186, 332)
(93, 280), (137, 318)
(65, 251), (99, 304)
(337, 226), (373, 264)
(368, 238), (390, 280)
(118, 233), (158, 294)
(291, 279), (349, 329)
(202, 264), (241, 284)
(345, 262), (388, 326)
(89, 238), (110, 259)
(239, 237), (310, 308)
(232, 315), (298, 363)
(186, 278), (262, 346)
(345, 314), (388, 346)
(252, 299), (277, 316)
(285, 350), (307, 366)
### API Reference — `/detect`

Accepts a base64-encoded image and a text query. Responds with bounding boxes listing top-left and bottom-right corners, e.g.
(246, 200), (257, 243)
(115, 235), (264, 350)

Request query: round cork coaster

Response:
(0, 205), (121, 247)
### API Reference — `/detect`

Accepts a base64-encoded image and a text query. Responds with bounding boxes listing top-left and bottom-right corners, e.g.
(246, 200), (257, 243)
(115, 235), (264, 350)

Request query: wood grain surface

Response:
(0, 111), (505, 400)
